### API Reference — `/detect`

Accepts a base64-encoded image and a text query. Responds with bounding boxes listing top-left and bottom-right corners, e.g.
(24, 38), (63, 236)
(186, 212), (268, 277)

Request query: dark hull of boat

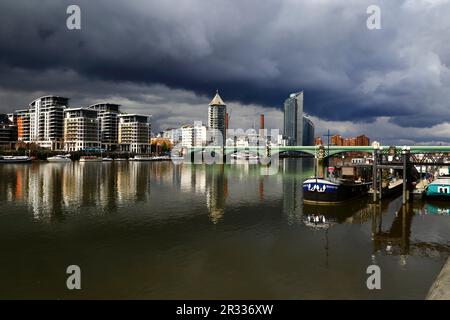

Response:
(0, 159), (32, 163)
(424, 194), (450, 201)
(303, 178), (370, 204)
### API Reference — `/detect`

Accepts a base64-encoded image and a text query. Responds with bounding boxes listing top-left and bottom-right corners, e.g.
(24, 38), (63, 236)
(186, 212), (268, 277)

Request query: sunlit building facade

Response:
(64, 108), (100, 152)
(118, 114), (151, 154)
(181, 121), (207, 147)
(87, 103), (120, 151)
(28, 95), (69, 150)
(331, 134), (370, 146)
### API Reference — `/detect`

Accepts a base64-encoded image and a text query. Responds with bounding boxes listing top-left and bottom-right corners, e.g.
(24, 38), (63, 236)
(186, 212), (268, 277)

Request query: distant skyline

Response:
(1, 0), (450, 145)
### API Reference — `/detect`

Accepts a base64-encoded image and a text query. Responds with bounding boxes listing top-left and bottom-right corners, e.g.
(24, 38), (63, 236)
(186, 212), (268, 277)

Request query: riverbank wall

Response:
(427, 257), (450, 300)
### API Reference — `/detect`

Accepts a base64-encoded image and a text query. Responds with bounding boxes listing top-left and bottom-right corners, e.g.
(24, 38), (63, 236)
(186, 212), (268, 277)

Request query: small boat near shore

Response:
(0, 155), (32, 163)
(79, 156), (102, 162)
(130, 155), (154, 161)
(47, 154), (71, 162)
(102, 157), (113, 162)
(130, 155), (171, 161)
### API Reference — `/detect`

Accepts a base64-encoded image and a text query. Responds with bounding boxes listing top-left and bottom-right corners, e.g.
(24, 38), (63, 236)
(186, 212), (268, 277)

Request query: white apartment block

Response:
(118, 114), (151, 154)
(28, 96), (68, 150)
(162, 128), (182, 144)
(13, 96), (153, 153)
(181, 121), (207, 147)
(64, 108), (100, 152)
(87, 103), (120, 151)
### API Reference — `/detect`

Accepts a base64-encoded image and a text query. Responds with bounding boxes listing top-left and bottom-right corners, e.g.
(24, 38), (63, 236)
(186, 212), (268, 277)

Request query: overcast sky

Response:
(1, 0), (450, 144)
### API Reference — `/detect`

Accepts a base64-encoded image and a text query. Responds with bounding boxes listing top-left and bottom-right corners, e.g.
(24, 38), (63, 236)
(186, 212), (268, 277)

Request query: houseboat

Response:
(130, 155), (154, 161)
(0, 155), (32, 163)
(303, 165), (372, 204)
(425, 176), (450, 199)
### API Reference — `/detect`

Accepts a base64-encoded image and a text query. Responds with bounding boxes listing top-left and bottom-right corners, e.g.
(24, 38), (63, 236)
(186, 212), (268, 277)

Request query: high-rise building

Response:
(208, 90), (227, 144)
(118, 114), (151, 154)
(283, 91), (304, 146)
(64, 108), (100, 152)
(87, 103), (120, 151)
(302, 116), (315, 146)
(28, 95), (69, 150)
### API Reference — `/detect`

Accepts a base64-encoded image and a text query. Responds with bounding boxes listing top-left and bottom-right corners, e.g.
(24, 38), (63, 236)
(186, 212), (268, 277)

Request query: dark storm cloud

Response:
(1, 0), (450, 139)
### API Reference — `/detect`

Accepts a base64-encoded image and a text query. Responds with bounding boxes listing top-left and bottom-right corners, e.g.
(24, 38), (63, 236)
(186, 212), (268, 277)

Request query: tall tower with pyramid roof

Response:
(208, 90), (227, 144)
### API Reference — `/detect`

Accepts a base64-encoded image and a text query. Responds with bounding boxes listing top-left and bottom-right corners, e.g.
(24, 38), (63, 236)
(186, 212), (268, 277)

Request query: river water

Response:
(0, 159), (449, 299)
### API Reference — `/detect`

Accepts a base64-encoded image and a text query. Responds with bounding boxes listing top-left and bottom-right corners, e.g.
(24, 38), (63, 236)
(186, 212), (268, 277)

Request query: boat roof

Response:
(430, 178), (450, 185)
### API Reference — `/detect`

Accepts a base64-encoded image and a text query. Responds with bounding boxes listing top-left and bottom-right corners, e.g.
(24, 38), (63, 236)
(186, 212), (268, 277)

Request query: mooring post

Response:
(372, 148), (378, 202)
(402, 147), (408, 205)
(407, 147), (410, 202)
(378, 168), (382, 200)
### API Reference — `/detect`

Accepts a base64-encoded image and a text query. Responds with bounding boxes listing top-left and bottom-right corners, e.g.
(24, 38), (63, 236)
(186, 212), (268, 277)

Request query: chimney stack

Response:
(260, 114), (265, 130)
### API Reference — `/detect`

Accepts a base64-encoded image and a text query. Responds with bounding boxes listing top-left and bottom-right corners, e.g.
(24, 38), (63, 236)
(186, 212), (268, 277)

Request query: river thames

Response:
(0, 159), (449, 299)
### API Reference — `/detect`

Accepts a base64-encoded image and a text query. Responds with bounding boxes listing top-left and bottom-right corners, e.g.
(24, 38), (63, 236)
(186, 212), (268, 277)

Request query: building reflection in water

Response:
(205, 165), (227, 224)
(0, 158), (311, 224)
(0, 162), (230, 224)
(0, 162), (155, 221)
(282, 158), (307, 225)
(170, 163), (229, 223)
(1, 159), (449, 262)
(177, 163), (207, 194)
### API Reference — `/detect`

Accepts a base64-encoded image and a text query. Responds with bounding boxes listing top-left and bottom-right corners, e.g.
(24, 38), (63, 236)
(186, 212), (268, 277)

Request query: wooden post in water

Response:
(372, 149), (378, 202)
(402, 148), (408, 205)
(378, 168), (383, 200)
